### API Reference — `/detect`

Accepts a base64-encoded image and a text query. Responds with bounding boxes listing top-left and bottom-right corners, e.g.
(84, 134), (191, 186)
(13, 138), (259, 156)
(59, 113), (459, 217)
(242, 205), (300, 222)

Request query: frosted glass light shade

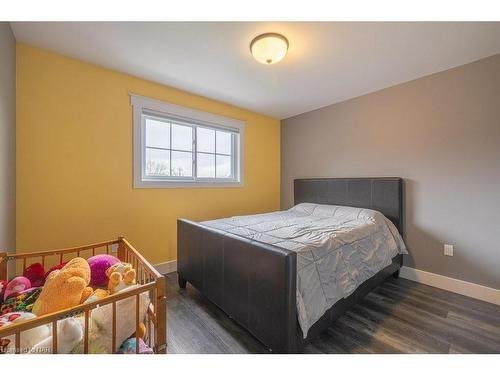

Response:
(250, 33), (289, 65)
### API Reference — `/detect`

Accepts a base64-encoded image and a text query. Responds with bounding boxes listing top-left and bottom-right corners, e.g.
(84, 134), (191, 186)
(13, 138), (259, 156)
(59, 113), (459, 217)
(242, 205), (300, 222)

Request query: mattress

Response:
(202, 203), (407, 338)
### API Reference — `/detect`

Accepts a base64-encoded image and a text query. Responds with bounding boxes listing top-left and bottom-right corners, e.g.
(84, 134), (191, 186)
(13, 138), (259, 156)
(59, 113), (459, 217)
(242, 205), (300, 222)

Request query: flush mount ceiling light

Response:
(250, 33), (289, 65)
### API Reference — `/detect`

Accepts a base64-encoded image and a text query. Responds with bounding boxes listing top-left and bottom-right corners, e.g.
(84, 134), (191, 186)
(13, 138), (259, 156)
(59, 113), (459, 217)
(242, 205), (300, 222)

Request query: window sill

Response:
(133, 179), (244, 189)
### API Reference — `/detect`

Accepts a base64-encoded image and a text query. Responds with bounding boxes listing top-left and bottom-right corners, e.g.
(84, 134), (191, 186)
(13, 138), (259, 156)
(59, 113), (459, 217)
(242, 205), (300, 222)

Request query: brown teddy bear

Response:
(106, 262), (136, 294)
(32, 257), (93, 316)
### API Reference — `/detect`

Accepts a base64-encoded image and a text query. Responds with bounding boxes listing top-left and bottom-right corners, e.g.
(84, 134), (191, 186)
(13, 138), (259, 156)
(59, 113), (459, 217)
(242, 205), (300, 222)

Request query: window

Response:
(131, 94), (244, 188)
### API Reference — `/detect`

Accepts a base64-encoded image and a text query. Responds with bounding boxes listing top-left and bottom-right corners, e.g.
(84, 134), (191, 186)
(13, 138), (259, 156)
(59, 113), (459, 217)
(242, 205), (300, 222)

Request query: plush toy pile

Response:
(0, 254), (153, 354)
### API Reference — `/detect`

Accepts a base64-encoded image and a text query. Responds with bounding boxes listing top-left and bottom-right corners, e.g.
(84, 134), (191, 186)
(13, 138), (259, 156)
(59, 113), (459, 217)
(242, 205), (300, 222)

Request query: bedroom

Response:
(1, 0), (500, 372)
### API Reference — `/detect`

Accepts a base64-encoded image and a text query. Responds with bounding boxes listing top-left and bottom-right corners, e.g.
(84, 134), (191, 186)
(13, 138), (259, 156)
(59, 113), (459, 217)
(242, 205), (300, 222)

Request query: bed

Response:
(177, 177), (406, 353)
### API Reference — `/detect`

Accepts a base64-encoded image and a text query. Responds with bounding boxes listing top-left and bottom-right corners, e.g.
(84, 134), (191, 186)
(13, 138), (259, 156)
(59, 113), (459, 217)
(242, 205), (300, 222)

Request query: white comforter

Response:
(202, 203), (407, 337)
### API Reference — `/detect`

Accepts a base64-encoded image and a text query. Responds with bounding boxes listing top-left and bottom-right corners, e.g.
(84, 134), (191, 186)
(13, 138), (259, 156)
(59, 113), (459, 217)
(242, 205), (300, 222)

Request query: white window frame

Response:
(131, 93), (245, 188)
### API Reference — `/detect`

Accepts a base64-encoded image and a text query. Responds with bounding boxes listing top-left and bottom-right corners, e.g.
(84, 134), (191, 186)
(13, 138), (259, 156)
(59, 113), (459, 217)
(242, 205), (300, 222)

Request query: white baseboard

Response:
(155, 260), (177, 275)
(152, 260), (500, 305)
(400, 266), (500, 306)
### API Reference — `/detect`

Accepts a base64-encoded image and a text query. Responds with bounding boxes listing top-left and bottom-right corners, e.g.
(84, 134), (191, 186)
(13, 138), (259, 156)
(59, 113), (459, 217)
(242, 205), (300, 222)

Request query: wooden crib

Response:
(0, 237), (166, 354)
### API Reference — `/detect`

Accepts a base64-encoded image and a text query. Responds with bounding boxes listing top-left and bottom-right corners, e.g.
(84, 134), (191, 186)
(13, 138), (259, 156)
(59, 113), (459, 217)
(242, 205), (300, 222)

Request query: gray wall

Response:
(0, 22), (16, 252)
(281, 53), (500, 289)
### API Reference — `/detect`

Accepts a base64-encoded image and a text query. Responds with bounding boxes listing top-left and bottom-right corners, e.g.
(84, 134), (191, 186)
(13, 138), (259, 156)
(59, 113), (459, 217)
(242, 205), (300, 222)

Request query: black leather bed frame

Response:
(177, 177), (404, 353)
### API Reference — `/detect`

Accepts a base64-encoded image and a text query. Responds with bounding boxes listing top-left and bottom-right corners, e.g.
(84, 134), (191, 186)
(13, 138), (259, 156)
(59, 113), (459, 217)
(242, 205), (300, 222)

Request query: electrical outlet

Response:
(111, 244), (118, 253)
(444, 244), (454, 257)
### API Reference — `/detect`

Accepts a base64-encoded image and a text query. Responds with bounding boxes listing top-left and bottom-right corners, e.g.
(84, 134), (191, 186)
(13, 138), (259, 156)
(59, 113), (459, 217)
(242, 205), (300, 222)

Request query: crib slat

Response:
(153, 288), (158, 350)
(147, 314), (152, 347)
(60, 253), (63, 264)
(92, 247), (95, 256)
(112, 301), (116, 353)
(106, 245), (109, 254)
(154, 318), (158, 352)
(22, 258), (26, 272)
(0, 252), (7, 281)
(42, 256), (46, 268)
(15, 332), (20, 354)
(136, 294), (140, 354)
(52, 321), (58, 354)
(153, 287), (157, 311)
(84, 311), (89, 354)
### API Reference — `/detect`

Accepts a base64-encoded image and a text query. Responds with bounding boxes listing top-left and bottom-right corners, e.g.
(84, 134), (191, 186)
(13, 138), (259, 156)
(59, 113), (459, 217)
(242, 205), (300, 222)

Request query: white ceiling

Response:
(11, 22), (500, 119)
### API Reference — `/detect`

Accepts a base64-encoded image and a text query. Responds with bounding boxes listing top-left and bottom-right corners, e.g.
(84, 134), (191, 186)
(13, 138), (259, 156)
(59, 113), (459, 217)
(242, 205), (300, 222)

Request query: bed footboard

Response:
(177, 219), (298, 353)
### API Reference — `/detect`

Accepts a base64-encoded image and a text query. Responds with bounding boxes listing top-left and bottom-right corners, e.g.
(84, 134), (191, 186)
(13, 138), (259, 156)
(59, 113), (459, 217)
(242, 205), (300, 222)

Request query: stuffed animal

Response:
(29, 317), (83, 354)
(0, 287), (42, 315)
(117, 337), (153, 354)
(106, 262), (136, 294)
(0, 280), (8, 303)
(136, 322), (146, 339)
(44, 262), (67, 279)
(23, 263), (45, 287)
(87, 254), (119, 287)
(0, 312), (51, 353)
(83, 288), (109, 304)
(117, 321), (152, 354)
(3, 276), (31, 301)
(32, 257), (93, 316)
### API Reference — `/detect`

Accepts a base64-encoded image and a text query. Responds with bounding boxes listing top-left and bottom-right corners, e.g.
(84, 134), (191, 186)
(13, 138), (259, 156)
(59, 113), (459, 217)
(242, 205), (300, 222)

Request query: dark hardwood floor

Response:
(165, 272), (500, 354)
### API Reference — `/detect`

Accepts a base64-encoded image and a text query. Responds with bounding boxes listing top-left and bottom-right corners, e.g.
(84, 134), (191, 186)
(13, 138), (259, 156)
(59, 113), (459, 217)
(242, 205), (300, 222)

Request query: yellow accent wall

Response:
(16, 43), (281, 264)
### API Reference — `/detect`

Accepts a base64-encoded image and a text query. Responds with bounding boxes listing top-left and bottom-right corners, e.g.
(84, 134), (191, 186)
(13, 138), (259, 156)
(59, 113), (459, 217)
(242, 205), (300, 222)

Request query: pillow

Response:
(71, 286), (150, 354)
(70, 316), (109, 354)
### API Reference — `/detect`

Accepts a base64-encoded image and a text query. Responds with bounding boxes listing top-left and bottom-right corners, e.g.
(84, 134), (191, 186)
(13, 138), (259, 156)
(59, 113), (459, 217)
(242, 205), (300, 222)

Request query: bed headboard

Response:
(294, 177), (404, 235)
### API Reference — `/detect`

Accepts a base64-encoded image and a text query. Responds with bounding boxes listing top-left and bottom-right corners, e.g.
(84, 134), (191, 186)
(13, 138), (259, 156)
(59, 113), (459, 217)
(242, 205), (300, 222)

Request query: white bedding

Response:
(202, 203), (407, 337)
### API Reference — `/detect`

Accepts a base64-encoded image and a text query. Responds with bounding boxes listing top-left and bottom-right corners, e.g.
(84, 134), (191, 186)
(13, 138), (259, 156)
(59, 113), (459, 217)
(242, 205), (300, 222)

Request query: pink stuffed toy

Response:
(23, 263), (46, 287)
(87, 254), (120, 287)
(3, 276), (32, 301)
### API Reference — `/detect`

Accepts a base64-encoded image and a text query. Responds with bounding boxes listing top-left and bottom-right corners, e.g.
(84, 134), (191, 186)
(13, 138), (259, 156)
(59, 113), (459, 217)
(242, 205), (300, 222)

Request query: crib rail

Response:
(0, 237), (167, 354)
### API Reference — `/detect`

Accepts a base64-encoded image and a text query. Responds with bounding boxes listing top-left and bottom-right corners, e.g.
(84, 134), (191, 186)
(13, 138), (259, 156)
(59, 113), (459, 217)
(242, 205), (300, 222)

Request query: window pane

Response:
(216, 131), (232, 155)
(197, 127), (215, 153)
(145, 148), (170, 176)
(197, 153), (215, 178)
(171, 123), (193, 151)
(171, 150), (193, 177)
(145, 118), (170, 149)
(216, 155), (232, 178)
